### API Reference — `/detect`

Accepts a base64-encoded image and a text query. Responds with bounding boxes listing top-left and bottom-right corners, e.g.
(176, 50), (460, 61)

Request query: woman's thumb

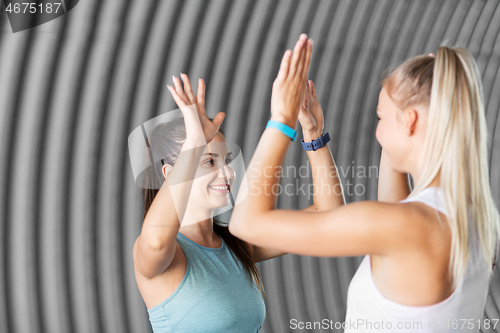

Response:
(213, 112), (226, 128)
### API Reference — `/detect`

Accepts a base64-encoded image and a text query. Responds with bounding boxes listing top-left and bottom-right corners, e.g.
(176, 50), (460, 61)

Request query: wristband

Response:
(266, 120), (297, 141)
(301, 132), (330, 151)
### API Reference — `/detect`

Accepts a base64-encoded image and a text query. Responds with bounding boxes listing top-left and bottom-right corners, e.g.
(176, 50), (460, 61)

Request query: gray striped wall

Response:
(1, 0), (500, 332)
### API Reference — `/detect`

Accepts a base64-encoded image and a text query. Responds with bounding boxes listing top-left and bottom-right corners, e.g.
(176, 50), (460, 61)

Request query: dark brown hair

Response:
(142, 117), (264, 296)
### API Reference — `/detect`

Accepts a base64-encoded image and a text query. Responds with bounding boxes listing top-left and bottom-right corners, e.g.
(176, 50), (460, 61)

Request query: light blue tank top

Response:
(147, 232), (266, 333)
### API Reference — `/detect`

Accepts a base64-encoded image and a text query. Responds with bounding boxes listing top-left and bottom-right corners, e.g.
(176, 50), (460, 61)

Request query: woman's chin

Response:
(209, 197), (231, 210)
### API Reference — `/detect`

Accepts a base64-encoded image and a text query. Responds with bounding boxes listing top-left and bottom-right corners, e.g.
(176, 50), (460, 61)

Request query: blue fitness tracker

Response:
(266, 120), (297, 141)
(301, 132), (330, 151)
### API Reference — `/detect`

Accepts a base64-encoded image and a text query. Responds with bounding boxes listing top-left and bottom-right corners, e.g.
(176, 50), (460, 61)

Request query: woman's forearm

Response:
(230, 33), (313, 236)
(230, 127), (291, 232)
(302, 130), (345, 210)
(141, 141), (206, 250)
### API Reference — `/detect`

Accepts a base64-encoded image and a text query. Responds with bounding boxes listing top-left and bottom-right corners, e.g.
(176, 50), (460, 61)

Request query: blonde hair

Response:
(383, 46), (500, 288)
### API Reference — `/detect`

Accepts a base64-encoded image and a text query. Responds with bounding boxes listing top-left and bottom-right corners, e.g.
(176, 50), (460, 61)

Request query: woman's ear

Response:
(162, 164), (173, 179)
(405, 109), (418, 136)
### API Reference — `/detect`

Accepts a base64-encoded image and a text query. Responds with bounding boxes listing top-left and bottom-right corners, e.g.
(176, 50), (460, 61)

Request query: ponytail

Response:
(383, 46), (500, 287)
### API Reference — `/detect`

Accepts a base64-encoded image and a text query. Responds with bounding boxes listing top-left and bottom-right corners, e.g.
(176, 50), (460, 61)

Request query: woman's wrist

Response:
(182, 137), (207, 150)
(302, 130), (323, 142)
(270, 114), (297, 130)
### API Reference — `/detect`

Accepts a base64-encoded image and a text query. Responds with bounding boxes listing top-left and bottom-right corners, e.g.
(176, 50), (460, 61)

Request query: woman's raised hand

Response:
(270, 34), (313, 129)
(298, 78), (324, 141)
(168, 74), (225, 145)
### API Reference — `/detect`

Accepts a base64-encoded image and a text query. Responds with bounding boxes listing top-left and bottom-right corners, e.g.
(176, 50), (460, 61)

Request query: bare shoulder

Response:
(370, 202), (452, 305)
(395, 201), (449, 230)
(385, 200), (450, 250)
(336, 200), (431, 230)
(339, 200), (445, 250)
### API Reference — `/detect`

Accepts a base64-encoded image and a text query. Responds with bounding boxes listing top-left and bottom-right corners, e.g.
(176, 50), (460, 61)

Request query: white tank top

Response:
(345, 187), (491, 333)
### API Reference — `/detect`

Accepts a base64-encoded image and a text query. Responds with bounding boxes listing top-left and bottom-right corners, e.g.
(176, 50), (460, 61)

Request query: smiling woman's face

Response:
(189, 132), (236, 210)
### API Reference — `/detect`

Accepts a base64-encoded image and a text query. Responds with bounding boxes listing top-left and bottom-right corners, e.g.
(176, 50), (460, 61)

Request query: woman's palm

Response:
(298, 79), (323, 134)
(168, 74), (225, 143)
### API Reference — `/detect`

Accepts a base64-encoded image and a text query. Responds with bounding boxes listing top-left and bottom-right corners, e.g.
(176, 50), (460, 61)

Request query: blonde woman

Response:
(230, 34), (500, 332)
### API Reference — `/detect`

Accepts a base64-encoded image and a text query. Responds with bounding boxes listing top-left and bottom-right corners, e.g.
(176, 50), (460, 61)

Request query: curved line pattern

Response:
(1, 1), (500, 332)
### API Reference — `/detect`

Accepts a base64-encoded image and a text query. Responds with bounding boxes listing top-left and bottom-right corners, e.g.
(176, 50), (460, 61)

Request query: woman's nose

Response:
(218, 164), (235, 180)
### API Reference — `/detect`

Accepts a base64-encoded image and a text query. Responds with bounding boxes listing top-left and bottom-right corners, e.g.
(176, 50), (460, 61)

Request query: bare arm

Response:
(251, 178), (338, 263)
(300, 78), (345, 211)
(134, 75), (225, 278)
(377, 148), (411, 203)
(250, 79), (345, 262)
(229, 35), (417, 258)
(230, 121), (420, 257)
(135, 142), (205, 278)
(301, 144), (344, 211)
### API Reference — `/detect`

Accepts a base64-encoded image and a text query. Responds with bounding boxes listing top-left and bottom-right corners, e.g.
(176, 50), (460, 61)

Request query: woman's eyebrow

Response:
(202, 151), (232, 157)
(203, 151), (233, 157)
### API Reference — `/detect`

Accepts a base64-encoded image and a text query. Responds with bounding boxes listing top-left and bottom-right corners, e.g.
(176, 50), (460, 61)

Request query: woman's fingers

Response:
(289, 34), (307, 77)
(167, 84), (187, 108)
(295, 38), (309, 78)
(181, 74), (196, 103)
(277, 49), (292, 81)
(302, 39), (313, 78)
(172, 75), (189, 102)
(197, 78), (206, 108)
(212, 111), (226, 130)
(310, 80), (317, 98)
(167, 85), (200, 127)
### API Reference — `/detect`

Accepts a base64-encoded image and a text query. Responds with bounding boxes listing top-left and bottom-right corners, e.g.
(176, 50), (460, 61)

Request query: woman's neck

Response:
(179, 218), (220, 246)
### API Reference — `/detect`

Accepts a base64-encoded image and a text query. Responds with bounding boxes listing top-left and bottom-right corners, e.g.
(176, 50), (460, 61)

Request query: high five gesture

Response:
(270, 34), (313, 129)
